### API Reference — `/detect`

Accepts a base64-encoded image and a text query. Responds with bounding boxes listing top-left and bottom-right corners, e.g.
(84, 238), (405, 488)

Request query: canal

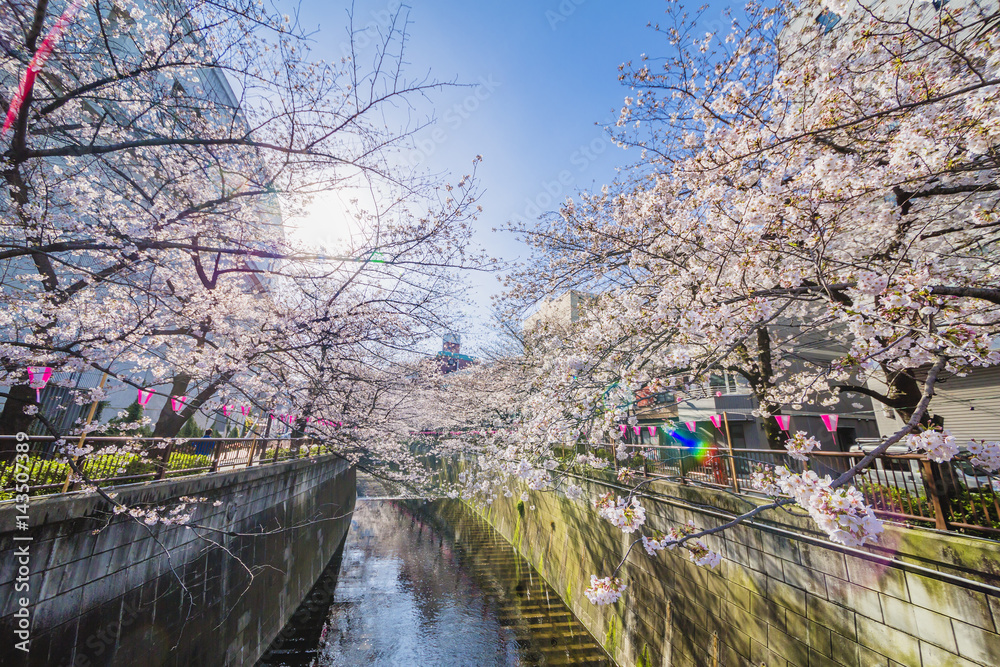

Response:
(258, 495), (611, 666)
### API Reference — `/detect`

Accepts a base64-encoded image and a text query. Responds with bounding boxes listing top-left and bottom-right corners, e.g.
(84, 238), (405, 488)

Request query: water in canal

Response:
(258, 497), (611, 666)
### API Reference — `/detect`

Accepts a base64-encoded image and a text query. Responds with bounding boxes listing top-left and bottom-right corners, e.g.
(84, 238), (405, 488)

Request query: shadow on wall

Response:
(0, 456), (356, 667)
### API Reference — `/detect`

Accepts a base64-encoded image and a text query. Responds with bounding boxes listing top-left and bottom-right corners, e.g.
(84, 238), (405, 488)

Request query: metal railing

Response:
(592, 442), (1000, 537)
(0, 435), (328, 498)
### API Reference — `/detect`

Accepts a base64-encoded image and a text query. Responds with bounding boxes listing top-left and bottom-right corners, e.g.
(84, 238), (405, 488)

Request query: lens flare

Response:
(667, 425), (715, 463)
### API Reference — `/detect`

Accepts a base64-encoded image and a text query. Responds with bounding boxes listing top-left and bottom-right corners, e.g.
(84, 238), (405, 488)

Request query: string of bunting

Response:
(618, 412), (844, 437)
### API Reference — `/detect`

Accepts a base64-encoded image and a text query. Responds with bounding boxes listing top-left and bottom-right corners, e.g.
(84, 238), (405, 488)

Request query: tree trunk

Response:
(760, 405), (785, 450)
(882, 367), (936, 426)
(0, 384), (38, 460)
(152, 374), (193, 438)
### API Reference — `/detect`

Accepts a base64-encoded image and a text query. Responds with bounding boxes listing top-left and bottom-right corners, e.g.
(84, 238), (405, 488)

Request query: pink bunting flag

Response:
(3, 0), (87, 136)
(632, 425), (640, 435)
(241, 405), (249, 416)
(27, 366), (53, 402)
(774, 415), (791, 431)
(821, 414), (839, 432)
(137, 388), (154, 406)
(648, 426), (656, 436)
(618, 425), (627, 436)
(684, 421), (696, 433)
(170, 396), (188, 413)
(710, 414), (722, 429)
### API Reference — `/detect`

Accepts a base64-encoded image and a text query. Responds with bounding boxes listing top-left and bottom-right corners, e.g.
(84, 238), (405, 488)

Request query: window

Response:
(815, 10), (841, 33)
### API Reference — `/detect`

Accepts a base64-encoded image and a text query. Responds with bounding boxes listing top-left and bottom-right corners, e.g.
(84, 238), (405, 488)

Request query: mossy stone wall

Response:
(472, 471), (1000, 667)
(0, 455), (355, 667)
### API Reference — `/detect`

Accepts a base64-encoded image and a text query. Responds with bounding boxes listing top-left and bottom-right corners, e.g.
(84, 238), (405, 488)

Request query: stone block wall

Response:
(474, 471), (1000, 667)
(0, 455), (355, 667)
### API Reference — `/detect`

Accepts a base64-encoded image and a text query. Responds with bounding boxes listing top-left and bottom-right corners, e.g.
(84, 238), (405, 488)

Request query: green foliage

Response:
(100, 401), (152, 437)
(0, 449), (215, 498)
(516, 499), (525, 519)
(178, 417), (202, 439)
(0, 456), (71, 496)
(860, 480), (1000, 534)
(948, 492), (1000, 531)
(227, 426), (240, 438)
(860, 481), (932, 520)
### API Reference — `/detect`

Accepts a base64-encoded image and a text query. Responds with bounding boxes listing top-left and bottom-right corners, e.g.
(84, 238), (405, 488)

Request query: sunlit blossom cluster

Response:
(967, 440), (1000, 472)
(784, 431), (821, 462)
(750, 463), (781, 496)
(595, 493), (647, 533)
(904, 430), (960, 463)
(583, 575), (627, 605)
(776, 468), (883, 548)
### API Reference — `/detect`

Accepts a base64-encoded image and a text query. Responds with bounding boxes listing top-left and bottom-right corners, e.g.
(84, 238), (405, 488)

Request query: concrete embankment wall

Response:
(471, 469), (1000, 667)
(0, 455), (355, 667)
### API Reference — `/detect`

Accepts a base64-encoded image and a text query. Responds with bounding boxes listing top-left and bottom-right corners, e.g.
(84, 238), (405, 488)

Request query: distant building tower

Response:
(443, 332), (461, 354)
(523, 290), (595, 330)
(437, 333), (474, 374)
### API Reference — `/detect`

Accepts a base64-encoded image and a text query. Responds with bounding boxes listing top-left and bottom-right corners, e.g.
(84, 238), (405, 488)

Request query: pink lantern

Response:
(648, 426), (656, 436)
(26, 366), (53, 402)
(137, 388), (154, 406)
(710, 414), (722, 429)
(821, 414), (839, 432)
(170, 396), (188, 413)
(684, 421), (697, 433)
(774, 415), (791, 431)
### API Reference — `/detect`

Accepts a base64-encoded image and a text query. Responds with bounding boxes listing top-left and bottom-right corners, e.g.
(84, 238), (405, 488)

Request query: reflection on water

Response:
(259, 499), (610, 666)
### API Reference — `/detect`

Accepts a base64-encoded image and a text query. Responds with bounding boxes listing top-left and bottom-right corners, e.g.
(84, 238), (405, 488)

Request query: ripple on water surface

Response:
(259, 499), (611, 666)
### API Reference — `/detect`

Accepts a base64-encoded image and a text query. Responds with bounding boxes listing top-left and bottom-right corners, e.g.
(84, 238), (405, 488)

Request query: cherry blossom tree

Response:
(0, 0), (486, 465)
(485, 0), (1000, 603)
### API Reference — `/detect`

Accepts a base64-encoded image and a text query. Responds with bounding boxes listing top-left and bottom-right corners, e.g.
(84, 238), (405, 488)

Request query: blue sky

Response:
(293, 0), (707, 352)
